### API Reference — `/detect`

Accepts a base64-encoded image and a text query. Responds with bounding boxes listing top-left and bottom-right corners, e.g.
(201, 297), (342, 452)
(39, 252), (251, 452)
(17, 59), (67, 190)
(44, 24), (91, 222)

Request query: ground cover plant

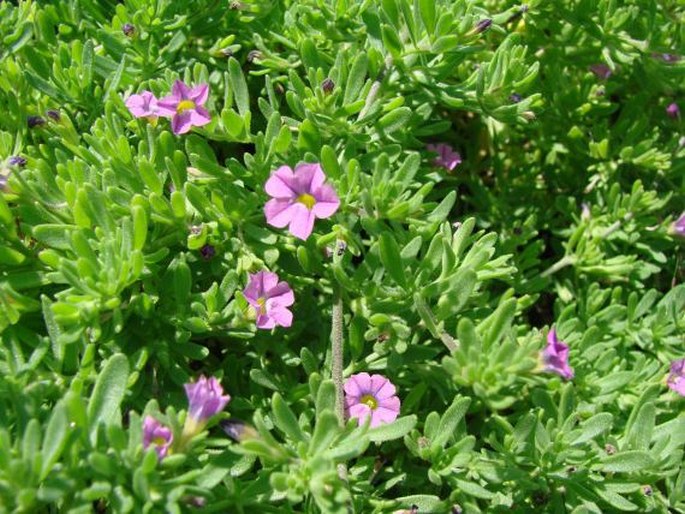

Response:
(0, 0), (684, 512)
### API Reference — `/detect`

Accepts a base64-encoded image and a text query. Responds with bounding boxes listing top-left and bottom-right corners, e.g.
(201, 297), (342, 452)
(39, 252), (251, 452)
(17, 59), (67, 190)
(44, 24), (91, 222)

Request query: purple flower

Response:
(666, 102), (680, 119)
(475, 19), (492, 34)
(200, 244), (215, 260)
(46, 110), (61, 122)
(671, 213), (685, 237)
(157, 80), (211, 135)
(27, 116), (46, 128)
(344, 373), (400, 428)
(427, 143), (462, 171)
(589, 64), (612, 80)
(125, 91), (162, 124)
(243, 271), (294, 329)
(667, 359), (685, 396)
(264, 163), (340, 240)
(122, 23), (135, 37)
(142, 416), (173, 460)
(541, 328), (574, 380)
(185, 375), (231, 423)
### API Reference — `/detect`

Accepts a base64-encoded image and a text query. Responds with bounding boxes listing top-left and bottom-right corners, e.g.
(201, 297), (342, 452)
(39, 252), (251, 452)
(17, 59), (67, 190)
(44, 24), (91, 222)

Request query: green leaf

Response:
(316, 380), (336, 415)
(132, 207), (147, 251)
(626, 402), (655, 451)
(368, 415), (416, 442)
(271, 393), (306, 442)
(570, 413), (613, 445)
(228, 58), (250, 117)
(379, 232), (407, 289)
(431, 396), (470, 450)
(87, 354), (129, 443)
(377, 107), (412, 134)
(597, 451), (653, 473)
(41, 401), (69, 479)
(344, 53), (368, 105)
(418, 0), (436, 34)
(310, 411), (340, 455)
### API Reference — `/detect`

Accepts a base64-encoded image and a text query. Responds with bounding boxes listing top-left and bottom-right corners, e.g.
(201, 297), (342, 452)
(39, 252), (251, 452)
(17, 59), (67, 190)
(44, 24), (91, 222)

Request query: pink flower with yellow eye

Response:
(264, 163), (340, 240)
(157, 80), (211, 135)
(344, 373), (400, 428)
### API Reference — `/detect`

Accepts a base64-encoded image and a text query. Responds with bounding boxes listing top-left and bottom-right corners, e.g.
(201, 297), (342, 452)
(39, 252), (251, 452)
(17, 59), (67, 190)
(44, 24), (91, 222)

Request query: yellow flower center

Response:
(177, 99), (196, 113)
(152, 436), (168, 446)
(256, 297), (267, 314)
(297, 193), (316, 210)
(360, 394), (378, 410)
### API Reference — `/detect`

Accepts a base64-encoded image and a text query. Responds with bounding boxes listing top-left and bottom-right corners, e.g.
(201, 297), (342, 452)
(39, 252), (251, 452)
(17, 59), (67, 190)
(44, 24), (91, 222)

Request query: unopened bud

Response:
(220, 419), (258, 442)
(46, 109), (61, 122)
(8, 156), (26, 167)
(200, 244), (215, 260)
(322, 78), (335, 94)
(247, 50), (262, 63)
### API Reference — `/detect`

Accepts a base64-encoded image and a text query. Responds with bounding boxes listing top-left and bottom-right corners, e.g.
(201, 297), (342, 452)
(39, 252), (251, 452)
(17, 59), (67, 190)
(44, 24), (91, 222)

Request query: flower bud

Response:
(122, 23), (135, 37)
(475, 19), (492, 33)
(8, 156), (26, 167)
(322, 78), (335, 94)
(46, 109), (61, 122)
(27, 116), (46, 129)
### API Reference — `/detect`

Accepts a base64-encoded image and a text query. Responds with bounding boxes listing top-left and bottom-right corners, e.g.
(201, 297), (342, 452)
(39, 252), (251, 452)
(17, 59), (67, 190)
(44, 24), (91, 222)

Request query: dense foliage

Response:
(0, 0), (683, 512)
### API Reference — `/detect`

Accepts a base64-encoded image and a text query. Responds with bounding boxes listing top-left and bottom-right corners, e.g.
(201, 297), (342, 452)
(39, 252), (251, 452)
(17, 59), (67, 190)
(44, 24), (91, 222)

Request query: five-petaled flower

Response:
(264, 163), (340, 240)
(344, 372), (400, 428)
(157, 80), (211, 135)
(541, 328), (574, 380)
(427, 143), (462, 171)
(142, 416), (173, 460)
(125, 91), (162, 125)
(243, 270), (295, 329)
(667, 359), (685, 396)
(185, 375), (231, 424)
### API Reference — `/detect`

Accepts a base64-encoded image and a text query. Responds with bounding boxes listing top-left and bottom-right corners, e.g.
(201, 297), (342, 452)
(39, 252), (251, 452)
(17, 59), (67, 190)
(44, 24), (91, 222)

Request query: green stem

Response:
(541, 255), (576, 278)
(331, 240), (345, 425)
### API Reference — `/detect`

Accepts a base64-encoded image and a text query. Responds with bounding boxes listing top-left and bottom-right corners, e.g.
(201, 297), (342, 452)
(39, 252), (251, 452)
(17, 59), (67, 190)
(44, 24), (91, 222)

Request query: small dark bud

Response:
(520, 4), (529, 13)
(666, 102), (680, 119)
(451, 505), (463, 514)
(605, 443), (617, 455)
(642, 485), (653, 496)
(27, 116), (46, 128)
(410, 505), (419, 514)
(229, 1), (243, 9)
(476, 19), (492, 33)
(122, 23), (135, 37)
(510, 93), (522, 103)
(247, 50), (262, 63)
(8, 156), (26, 167)
(46, 109), (61, 121)
(200, 244), (216, 260)
(566, 465), (577, 474)
(322, 78), (335, 94)
(336, 240), (346, 256)
(220, 48), (233, 58)
(274, 83), (285, 95)
(189, 225), (203, 235)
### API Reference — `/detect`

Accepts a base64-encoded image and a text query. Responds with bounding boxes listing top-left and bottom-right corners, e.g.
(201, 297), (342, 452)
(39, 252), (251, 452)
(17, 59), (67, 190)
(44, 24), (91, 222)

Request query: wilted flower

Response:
(125, 91), (162, 125)
(344, 373), (400, 428)
(475, 19), (492, 34)
(185, 375), (231, 424)
(122, 23), (135, 37)
(200, 244), (215, 260)
(8, 156), (26, 167)
(142, 416), (173, 460)
(589, 64), (612, 80)
(243, 270), (294, 329)
(46, 109), (61, 122)
(427, 143), (462, 171)
(666, 102), (680, 119)
(541, 328), (574, 380)
(27, 115), (46, 128)
(157, 80), (211, 135)
(510, 93), (522, 103)
(671, 213), (685, 238)
(322, 78), (335, 94)
(264, 163), (340, 240)
(667, 359), (685, 396)
(220, 418), (258, 442)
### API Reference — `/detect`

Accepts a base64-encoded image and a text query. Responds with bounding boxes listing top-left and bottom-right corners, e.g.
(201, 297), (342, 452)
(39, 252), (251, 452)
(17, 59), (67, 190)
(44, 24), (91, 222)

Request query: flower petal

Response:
(343, 377), (363, 398)
(269, 306), (293, 328)
(372, 406), (400, 426)
(350, 372), (372, 395)
(243, 272), (265, 303)
(265, 199), (298, 228)
(256, 312), (276, 329)
(374, 379), (397, 400)
(265, 166), (297, 199)
(348, 403), (372, 425)
(266, 283), (294, 307)
(171, 112), (193, 135)
(288, 204), (316, 240)
(189, 106), (211, 127)
(294, 162), (325, 192)
(172, 80), (191, 99)
(189, 83), (209, 104)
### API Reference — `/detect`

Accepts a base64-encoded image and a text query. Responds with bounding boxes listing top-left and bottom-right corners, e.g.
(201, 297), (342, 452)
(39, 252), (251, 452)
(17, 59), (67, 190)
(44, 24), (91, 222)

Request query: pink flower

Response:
(541, 328), (574, 380)
(344, 373), (400, 428)
(157, 80), (211, 135)
(264, 163), (340, 240)
(427, 143), (462, 171)
(589, 63), (612, 80)
(667, 359), (685, 396)
(666, 102), (680, 119)
(185, 375), (231, 423)
(125, 91), (162, 124)
(243, 271), (295, 329)
(142, 416), (173, 460)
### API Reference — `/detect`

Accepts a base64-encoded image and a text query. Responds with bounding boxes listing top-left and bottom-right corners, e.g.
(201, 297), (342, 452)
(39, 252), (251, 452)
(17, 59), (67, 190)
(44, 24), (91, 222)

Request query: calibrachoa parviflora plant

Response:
(0, 0), (684, 513)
